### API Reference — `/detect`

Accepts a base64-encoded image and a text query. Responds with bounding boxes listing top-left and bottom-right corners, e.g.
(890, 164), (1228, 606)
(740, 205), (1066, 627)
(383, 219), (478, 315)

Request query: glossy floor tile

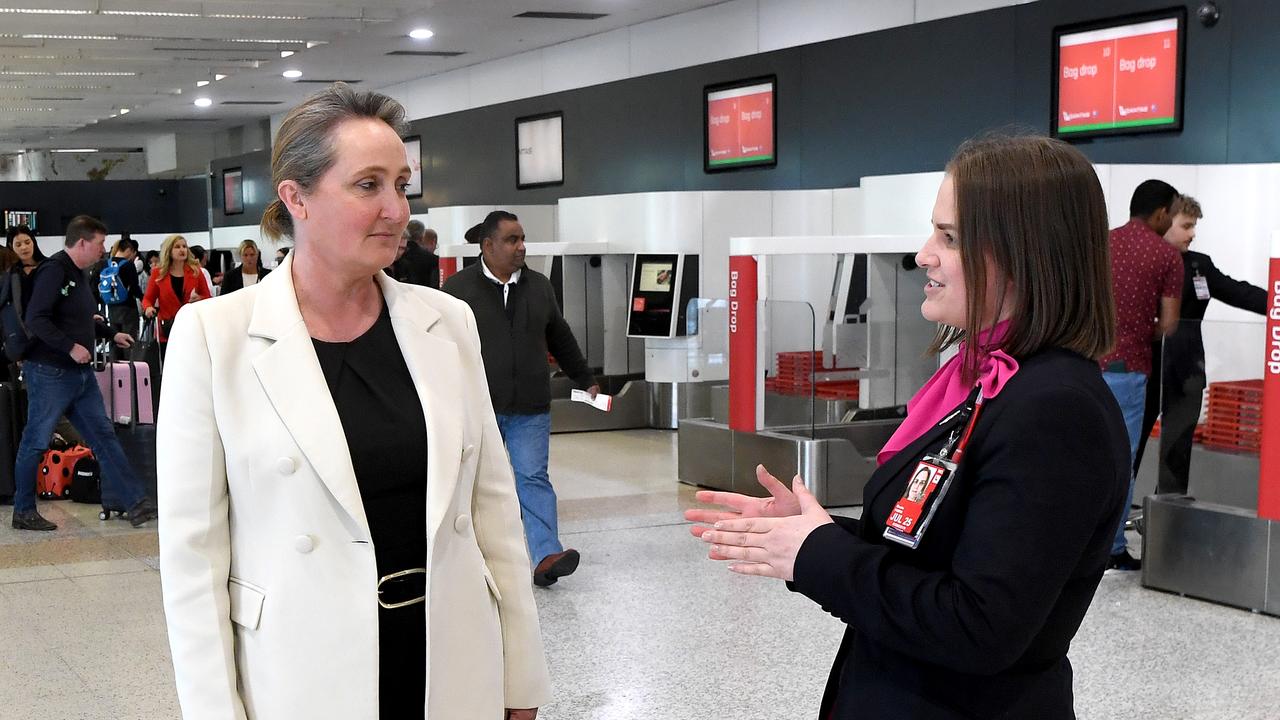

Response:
(1, 428), (1278, 719)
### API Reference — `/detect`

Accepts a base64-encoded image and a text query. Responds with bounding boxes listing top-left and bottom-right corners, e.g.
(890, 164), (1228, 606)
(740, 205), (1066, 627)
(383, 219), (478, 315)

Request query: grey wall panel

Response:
(208, 0), (1280, 219)
(0, 179), (205, 234)
(1225, 0), (1280, 163)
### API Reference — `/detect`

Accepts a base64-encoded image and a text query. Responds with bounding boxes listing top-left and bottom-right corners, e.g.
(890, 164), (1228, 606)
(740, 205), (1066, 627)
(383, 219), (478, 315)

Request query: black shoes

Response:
(12, 510), (57, 531)
(128, 497), (158, 528)
(533, 549), (580, 587)
(1107, 550), (1142, 572)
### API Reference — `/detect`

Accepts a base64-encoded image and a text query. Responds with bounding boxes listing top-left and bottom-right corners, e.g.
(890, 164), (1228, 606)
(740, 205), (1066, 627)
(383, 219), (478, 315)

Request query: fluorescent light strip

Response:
(0, 71), (52, 76)
(208, 13), (308, 21)
(102, 10), (200, 17)
(0, 107), (57, 112)
(51, 148), (97, 152)
(56, 71), (138, 76)
(0, 7), (92, 14)
(22, 34), (119, 40)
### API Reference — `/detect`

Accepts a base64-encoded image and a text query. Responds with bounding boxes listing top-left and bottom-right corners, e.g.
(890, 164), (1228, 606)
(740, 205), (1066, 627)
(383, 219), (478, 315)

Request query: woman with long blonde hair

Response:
(142, 233), (210, 350)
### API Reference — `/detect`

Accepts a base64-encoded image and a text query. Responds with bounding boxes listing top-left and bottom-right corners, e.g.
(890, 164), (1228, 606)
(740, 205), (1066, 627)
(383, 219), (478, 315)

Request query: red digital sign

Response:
(1054, 11), (1184, 139)
(705, 77), (775, 171)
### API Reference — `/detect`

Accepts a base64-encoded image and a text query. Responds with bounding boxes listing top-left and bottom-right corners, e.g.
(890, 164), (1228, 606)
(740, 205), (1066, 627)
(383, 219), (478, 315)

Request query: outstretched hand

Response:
(694, 473), (833, 582)
(684, 464), (803, 553)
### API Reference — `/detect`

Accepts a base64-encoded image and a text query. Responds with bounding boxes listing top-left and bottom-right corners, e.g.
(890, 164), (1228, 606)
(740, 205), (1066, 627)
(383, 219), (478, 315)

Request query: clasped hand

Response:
(684, 464), (833, 582)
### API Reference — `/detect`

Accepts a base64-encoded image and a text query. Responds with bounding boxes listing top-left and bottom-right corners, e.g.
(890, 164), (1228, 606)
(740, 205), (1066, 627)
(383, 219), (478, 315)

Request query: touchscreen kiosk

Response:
(627, 254), (698, 338)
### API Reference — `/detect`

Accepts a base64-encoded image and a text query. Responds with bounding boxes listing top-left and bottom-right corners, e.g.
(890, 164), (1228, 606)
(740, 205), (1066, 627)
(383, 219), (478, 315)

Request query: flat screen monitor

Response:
(222, 168), (244, 215)
(515, 112), (563, 189)
(628, 254), (699, 338)
(704, 75), (776, 172)
(403, 136), (423, 198)
(1052, 8), (1186, 140)
(4, 210), (37, 232)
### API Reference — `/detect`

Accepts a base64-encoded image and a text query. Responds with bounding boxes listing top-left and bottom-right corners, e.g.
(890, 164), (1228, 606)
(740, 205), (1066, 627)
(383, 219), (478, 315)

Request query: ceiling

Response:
(0, 0), (729, 155)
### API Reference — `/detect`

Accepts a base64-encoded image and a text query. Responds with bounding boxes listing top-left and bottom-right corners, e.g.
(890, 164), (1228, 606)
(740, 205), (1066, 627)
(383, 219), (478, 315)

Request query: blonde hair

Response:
(261, 82), (408, 241)
(158, 234), (199, 276)
(1172, 194), (1203, 219)
(238, 238), (260, 259)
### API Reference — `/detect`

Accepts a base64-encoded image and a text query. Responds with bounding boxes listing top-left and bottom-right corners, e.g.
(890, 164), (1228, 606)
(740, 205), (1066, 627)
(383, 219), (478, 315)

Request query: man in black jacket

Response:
(1140, 195), (1269, 494)
(443, 210), (597, 587)
(392, 220), (440, 288)
(10, 215), (157, 531)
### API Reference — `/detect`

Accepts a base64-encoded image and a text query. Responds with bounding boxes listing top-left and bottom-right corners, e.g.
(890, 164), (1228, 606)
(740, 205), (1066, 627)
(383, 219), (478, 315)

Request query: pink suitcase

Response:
(95, 365), (114, 419)
(109, 362), (133, 426)
(131, 362), (154, 425)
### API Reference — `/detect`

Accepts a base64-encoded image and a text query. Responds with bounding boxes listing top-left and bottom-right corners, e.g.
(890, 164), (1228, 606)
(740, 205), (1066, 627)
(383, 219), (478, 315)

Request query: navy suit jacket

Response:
(790, 348), (1129, 719)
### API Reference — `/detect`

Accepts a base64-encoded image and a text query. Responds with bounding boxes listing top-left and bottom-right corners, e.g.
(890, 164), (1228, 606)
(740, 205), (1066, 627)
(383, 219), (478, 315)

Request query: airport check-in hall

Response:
(2, 1), (1279, 718)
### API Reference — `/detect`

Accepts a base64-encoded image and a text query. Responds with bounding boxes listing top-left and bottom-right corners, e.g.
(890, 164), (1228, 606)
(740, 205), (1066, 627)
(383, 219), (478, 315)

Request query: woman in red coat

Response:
(143, 234), (211, 353)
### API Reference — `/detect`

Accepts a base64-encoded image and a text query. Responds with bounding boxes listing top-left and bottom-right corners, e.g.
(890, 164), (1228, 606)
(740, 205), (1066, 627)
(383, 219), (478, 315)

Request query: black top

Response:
(442, 262), (595, 414)
(390, 242), (440, 289)
(790, 349), (1128, 720)
(1163, 250), (1269, 379)
(312, 304), (428, 719)
(23, 251), (113, 368)
(219, 264), (270, 295)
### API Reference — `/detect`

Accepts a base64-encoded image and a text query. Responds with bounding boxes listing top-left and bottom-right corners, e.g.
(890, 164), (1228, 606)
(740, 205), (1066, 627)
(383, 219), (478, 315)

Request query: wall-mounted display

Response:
(515, 112), (564, 189)
(1052, 7), (1186, 140)
(3, 210), (37, 232)
(403, 136), (423, 198)
(222, 168), (244, 215)
(704, 75), (776, 172)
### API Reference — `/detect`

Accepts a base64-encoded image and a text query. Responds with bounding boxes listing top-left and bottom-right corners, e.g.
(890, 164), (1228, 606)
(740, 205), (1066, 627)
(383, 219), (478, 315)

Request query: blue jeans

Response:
(495, 412), (563, 566)
(1102, 371), (1147, 555)
(13, 361), (147, 514)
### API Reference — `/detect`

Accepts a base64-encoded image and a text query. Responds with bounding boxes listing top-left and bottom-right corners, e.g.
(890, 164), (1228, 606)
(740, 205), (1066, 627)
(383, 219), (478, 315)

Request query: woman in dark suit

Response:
(689, 135), (1129, 719)
(218, 238), (270, 295)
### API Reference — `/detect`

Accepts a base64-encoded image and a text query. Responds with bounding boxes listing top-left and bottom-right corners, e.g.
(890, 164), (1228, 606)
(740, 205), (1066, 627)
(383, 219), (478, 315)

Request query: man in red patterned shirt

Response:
(1100, 180), (1184, 571)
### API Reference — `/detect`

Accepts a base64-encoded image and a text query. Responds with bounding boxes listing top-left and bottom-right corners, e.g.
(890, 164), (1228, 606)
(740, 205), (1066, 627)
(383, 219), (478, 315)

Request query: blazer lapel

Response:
(863, 401), (970, 512)
(376, 273), (462, 545)
(248, 256), (370, 539)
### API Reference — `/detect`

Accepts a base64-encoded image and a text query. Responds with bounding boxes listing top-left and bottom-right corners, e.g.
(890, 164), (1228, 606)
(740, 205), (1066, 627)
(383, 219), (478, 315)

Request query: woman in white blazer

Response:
(158, 84), (550, 719)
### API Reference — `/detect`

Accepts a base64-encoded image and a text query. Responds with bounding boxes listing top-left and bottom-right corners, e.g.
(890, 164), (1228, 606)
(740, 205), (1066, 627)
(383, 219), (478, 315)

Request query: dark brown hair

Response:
(931, 135), (1115, 379)
(64, 215), (108, 247)
(261, 82), (408, 241)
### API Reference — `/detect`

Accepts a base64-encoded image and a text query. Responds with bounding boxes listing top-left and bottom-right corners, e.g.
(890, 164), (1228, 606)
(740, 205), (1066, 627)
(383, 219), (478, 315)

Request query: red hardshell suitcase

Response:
(109, 362), (133, 426)
(131, 362), (154, 425)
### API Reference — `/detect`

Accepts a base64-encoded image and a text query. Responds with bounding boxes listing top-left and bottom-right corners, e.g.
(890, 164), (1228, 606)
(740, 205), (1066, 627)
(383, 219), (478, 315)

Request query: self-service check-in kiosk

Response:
(627, 254), (699, 338)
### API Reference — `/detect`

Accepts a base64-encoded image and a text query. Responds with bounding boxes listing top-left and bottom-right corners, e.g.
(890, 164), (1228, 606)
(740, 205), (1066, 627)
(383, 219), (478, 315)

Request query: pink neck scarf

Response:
(877, 320), (1020, 465)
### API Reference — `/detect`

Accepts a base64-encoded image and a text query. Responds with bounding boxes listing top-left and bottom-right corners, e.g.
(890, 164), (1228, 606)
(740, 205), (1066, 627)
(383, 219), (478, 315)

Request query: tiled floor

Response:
(2, 428), (1279, 719)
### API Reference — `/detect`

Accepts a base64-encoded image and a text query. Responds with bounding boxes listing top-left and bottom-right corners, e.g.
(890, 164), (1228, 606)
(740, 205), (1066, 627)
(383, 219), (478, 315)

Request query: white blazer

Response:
(158, 255), (551, 719)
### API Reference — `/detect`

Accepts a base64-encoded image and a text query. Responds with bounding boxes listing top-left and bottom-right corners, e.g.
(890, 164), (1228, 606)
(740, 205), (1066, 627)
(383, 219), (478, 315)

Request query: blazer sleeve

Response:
(194, 269), (212, 301)
(157, 304), (246, 720)
(1203, 255), (1268, 314)
(790, 382), (1124, 675)
(220, 268), (243, 295)
(543, 283), (596, 389)
(460, 303), (553, 709)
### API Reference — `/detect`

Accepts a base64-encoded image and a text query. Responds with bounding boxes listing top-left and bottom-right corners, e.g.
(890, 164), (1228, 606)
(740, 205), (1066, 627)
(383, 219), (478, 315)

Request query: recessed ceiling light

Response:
(305, 41), (325, 49)
(280, 50), (295, 58)
(196, 80), (209, 87)
(214, 74), (227, 81)
(409, 28), (434, 40)
(194, 97), (213, 107)
(118, 108), (130, 114)
(282, 70), (302, 79)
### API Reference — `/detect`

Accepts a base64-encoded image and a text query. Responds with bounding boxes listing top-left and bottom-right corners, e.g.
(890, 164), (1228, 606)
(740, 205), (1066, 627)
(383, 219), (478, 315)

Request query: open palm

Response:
(684, 464), (802, 551)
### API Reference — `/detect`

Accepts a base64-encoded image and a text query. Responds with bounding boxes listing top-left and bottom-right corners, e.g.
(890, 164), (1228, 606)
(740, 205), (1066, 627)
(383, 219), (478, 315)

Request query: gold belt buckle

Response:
(377, 567), (426, 609)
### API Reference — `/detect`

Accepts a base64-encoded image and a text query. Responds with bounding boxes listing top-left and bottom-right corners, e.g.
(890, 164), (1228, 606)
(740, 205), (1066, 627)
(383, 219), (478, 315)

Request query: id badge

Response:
(1192, 274), (1210, 301)
(883, 454), (957, 549)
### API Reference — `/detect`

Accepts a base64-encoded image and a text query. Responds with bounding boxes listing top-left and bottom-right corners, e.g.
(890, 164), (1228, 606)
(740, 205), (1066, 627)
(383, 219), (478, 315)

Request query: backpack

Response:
(98, 257), (130, 305)
(0, 271), (32, 362)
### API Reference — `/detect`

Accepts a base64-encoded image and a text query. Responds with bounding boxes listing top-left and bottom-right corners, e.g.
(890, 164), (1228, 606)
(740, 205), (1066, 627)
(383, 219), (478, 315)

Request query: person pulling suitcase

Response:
(9, 215), (157, 531)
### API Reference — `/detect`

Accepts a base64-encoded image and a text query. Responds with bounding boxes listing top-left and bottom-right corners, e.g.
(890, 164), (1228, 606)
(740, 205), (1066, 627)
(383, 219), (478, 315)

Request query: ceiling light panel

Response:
(22, 34), (119, 41)
(0, 8), (92, 15)
(102, 10), (200, 18)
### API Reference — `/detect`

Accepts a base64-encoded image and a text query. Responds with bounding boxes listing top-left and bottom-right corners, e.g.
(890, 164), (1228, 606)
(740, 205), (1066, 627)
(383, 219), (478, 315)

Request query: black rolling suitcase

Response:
(0, 379), (25, 504)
